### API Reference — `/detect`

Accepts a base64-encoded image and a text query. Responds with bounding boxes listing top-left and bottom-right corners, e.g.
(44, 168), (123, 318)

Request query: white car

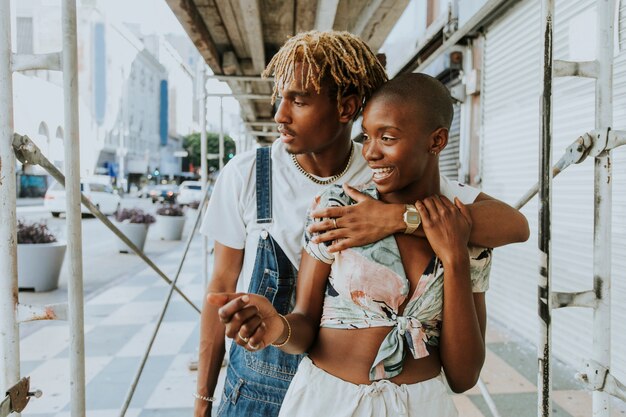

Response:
(176, 181), (207, 206)
(44, 181), (121, 217)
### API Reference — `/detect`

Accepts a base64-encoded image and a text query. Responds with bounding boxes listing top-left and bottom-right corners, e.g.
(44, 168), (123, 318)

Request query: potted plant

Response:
(155, 204), (186, 240)
(17, 220), (66, 292)
(185, 199), (201, 221)
(114, 208), (155, 253)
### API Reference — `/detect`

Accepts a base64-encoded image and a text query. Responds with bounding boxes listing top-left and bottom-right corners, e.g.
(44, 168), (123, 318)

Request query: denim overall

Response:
(217, 146), (303, 417)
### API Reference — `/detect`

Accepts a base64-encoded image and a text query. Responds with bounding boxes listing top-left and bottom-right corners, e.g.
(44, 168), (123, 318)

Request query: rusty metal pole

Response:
(61, 1), (87, 415)
(219, 97), (224, 171)
(538, 1), (554, 416)
(592, 1), (614, 415)
(198, 63), (208, 289)
(0, 0), (21, 406)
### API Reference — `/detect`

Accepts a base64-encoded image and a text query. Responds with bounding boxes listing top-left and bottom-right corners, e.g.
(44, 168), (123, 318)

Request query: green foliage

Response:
(183, 132), (237, 173)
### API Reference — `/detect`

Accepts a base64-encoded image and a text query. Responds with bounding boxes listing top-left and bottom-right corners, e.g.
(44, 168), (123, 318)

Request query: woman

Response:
(210, 73), (493, 416)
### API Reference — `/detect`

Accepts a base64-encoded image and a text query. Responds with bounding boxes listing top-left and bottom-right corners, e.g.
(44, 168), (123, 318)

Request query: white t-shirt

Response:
(200, 140), (372, 293)
(200, 139), (480, 293)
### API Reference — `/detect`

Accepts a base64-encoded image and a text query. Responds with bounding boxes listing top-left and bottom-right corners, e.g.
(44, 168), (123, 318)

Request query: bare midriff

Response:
(307, 234), (441, 385)
(308, 327), (441, 385)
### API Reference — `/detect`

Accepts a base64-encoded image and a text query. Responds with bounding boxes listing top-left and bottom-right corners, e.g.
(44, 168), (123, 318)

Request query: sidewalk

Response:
(17, 234), (626, 416)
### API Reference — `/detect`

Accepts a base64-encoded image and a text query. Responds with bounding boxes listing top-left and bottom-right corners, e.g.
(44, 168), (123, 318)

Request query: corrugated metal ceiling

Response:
(166, 0), (409, 142)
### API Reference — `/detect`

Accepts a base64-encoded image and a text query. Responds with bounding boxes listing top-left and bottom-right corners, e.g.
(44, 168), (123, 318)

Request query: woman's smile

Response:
(371, 166), (395, 182)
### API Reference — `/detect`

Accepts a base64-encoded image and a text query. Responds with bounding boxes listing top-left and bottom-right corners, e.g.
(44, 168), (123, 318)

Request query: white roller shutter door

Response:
(609, 0), (626, 385)
(440, 102), (461, 180)
(481, 0), (626, 382)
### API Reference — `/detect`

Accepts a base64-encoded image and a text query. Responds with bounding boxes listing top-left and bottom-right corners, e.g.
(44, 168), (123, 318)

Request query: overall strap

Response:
(255, 146), (272, 224)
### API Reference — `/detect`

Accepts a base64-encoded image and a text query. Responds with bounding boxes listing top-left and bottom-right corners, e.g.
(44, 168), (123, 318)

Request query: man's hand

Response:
(308, 184), (404, 252)
(207, 293), (285, 351)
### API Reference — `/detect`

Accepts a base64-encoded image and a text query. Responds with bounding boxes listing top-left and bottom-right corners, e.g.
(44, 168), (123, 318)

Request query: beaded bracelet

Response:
(193, 392), (217, 402)
(270, 314), (291, 348)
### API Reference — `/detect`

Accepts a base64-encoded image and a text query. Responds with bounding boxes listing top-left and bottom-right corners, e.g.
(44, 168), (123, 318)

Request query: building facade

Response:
(12, 0), (196, 194)
(382, 0), (626, 387)
(144, 35), (195, 179)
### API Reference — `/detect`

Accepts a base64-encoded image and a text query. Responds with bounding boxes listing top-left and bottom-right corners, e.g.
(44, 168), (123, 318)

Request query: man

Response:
(195, 30), (528, 417)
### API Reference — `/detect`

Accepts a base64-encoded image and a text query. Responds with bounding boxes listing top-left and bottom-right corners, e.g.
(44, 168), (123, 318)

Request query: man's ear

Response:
(338, 94), (360, 123)
(429, 128), (449, 155)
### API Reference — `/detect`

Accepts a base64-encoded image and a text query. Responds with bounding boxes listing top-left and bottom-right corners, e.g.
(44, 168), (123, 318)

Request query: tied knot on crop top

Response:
(303, 183), (492, 381)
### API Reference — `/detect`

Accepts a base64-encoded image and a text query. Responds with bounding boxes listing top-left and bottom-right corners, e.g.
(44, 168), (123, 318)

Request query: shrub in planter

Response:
(114, 208), (155, 253)
(17, 220), (57, 244)
(17, 220), (66, 292)
(156, 204), (184, 217)
(155, 204), (186, 240)
(115, 208), (156, 224)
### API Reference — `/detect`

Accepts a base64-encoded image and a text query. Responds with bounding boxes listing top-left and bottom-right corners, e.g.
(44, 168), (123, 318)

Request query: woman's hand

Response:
(416, 196), (472, 265)
(206, 293), (285, 351)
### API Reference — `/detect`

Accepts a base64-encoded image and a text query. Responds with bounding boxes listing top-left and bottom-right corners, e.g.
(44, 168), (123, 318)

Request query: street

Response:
(17, 196), (203, 335)
(14, 200), (210, 416)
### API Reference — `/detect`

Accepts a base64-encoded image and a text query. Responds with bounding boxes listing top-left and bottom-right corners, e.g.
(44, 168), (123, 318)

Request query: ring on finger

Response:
(238, 331), (248, 343)
(332, 218), (338, 229)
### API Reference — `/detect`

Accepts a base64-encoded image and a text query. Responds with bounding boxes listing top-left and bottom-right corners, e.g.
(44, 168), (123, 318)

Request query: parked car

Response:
(44, 181), (121, 217)
(176, 181), (209, 206)
(149, 184), (179, 204)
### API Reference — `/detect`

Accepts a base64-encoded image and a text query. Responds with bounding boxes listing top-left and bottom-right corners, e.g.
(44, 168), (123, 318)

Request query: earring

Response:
(430, 150), (437, 155)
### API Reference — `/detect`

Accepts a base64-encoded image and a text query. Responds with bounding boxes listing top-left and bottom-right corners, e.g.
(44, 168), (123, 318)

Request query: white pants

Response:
(279, 356), (458, 417)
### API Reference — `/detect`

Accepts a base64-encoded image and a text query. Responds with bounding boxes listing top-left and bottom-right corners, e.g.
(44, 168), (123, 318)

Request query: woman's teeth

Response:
(373, 167), (394, 179)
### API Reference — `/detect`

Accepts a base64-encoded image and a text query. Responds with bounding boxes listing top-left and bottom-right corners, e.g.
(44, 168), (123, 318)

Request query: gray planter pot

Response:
(17, 241), (67, 292)
(155, 215), (186, 240)
(115, 222), (150, 253)
(185, 207), (200, 221)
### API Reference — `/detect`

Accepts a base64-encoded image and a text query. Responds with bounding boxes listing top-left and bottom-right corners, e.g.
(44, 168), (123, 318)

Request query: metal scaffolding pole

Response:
(0, 0), (20, 411)
(591, 1), (614, 415)
(219, 97), (224, 170)
(118, 186), (211, 417)
(537, 1), (618, 416)
(61, 1), (86, 415)
(538, 1), (554, 416)
(199, 63), (209, 289)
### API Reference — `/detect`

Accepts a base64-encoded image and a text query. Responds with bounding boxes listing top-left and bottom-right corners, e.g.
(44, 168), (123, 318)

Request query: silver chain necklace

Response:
(290, 142), (355, 185)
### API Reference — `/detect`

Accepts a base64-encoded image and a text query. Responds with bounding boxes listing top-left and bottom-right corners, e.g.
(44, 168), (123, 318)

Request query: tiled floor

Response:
(453, 327), (626, 417)
(16, 238), (626, 416)
(19, 242), (207, 417)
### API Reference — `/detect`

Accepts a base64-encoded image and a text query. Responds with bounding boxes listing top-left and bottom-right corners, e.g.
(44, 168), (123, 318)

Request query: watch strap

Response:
(403, 204), (421, 234)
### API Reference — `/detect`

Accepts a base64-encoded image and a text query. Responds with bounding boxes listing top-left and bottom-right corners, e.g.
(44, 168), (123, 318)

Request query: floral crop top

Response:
(304, 183), (492, 381)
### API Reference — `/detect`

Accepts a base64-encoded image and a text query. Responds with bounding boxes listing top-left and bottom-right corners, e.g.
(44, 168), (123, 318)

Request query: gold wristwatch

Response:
(403, 204), (421, 234)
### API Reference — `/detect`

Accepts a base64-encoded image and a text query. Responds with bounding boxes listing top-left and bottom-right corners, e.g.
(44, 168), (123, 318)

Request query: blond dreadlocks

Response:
(262, 30), (388, 116)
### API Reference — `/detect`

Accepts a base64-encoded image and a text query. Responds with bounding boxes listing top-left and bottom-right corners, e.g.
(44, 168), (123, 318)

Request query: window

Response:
(88, 183), (107, 192)
(38, 122), (49, 137)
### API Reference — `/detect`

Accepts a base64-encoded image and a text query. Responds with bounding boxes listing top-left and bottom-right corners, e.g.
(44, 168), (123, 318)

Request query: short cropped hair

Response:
(370, 73), (453, 131)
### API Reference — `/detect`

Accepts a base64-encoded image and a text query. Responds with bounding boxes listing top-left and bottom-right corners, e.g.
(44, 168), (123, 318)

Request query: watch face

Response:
(406, 212), (420, 224)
